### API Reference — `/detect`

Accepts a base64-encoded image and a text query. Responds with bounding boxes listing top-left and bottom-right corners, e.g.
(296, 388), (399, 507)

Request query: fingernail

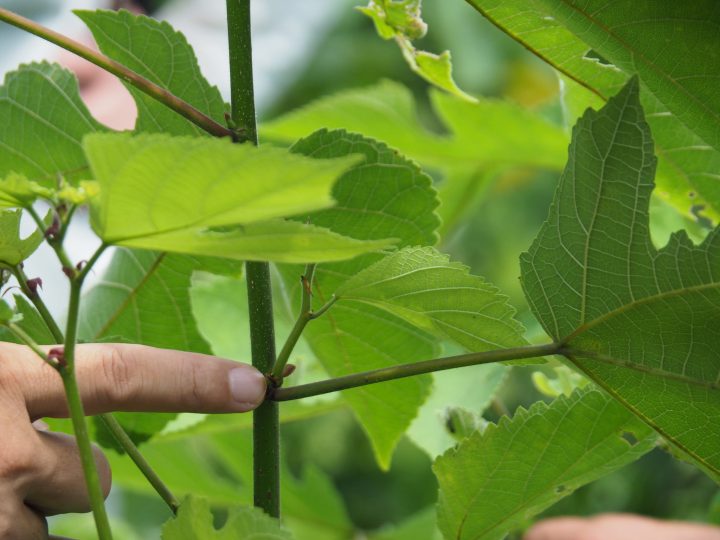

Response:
(33, 419), (50, 431)
(228, 367), (267, 410)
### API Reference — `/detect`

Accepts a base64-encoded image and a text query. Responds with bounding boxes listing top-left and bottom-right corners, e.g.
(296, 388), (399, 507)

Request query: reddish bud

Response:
(26, 277), (43, 296)
(48, 347), (66, 368)
(282, 364), (297, 378)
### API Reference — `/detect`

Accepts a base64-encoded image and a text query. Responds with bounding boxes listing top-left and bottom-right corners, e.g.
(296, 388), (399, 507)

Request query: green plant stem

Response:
(226, 0), (280, 518)
(272, 343), (562, 401)
(271, 264), (315, 383)
(12, 265), (64, 341)
(0, 7), (232, 139)
(13, 254), (180, 514)
(97, 414), (180, 513)
(5, 322), (56, 368)
(63, 280), (113, 540)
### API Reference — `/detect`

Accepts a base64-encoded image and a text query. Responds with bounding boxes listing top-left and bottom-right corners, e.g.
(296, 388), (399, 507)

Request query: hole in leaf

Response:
(555, 485), (566, 494)
(583, 49), (614, 66)
(621, 431), (638, 446)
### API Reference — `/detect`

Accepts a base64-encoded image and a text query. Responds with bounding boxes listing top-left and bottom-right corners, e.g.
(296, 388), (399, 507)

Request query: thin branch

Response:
(271, 343), (563, 401)
(5, 322), (57, 369)
(13, 256), (180, 515)
(97, 415), (179, 513)
(0, 7), (233, 139)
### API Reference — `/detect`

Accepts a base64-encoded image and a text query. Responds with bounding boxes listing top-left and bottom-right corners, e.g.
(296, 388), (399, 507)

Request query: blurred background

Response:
(0, 0), (717, 538)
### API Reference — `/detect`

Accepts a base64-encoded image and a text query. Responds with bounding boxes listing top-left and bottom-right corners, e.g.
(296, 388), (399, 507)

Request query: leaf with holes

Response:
(521, 78), (720, 479)
(434, 388), (655, 540)
(162, 496), (293, 540)
(467, 0), (720, 223)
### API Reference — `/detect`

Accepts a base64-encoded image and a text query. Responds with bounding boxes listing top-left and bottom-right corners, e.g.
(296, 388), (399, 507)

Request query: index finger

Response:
(0, 343), (267, 419)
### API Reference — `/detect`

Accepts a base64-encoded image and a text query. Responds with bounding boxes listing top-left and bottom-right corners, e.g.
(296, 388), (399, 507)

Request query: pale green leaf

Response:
(434, 389), (656, 540)
(0, 62), (104, 185)
(84, 133), (356, 241)
(521, 79), (720, 478)
(336, 246), (525, 351)
(123, 220), (394, 264)
(358, 0), (474, 101)
(467, 0), (720, 222)
(162, 496), (293, 540)
(368, 507), (441, 540)
(77, 9), (227, 136)
(280, 129), (441, 468)
(407, 359), (506, 458)
(0, 174), (53, 209)
(262, 80), (567, 173)
(358, 0), (427, 40)
(0, 295), (56, 345)
(84, 133), (389, 262)
(0, 209), (44, 266)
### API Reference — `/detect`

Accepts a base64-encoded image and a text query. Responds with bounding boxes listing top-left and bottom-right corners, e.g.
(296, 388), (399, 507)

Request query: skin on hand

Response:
(0, 342), (266, 539)
(525, 514), (720, 540)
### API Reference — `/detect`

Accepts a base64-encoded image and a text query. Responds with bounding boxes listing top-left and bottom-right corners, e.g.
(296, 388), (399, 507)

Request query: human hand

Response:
(0, 342), (266, 539)
(525, 513), (720, 540)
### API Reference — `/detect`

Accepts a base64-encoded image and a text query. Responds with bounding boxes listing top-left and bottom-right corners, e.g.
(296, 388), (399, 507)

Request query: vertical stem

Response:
(63, 281), (113, 539)
(226, 0), (280, 517)
(13, 261), (179, 515)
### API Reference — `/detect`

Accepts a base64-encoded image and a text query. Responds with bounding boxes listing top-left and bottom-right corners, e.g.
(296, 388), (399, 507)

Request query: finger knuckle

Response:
(0, 444), (40, 483)
(97, 345), (139, 406)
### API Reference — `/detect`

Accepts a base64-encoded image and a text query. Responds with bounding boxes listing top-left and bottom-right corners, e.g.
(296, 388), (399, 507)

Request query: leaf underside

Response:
(467, 0), (720, 223)
(434, 388), (655, 540)
(521, 78), (720, 479)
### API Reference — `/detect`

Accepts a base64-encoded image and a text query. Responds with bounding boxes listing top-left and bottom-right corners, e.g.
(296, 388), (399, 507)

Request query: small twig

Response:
(5, 322), (58, 369)
(0, 7), (233, 139)
(270, 264), (337, 385)
(271, 343), (562, 401)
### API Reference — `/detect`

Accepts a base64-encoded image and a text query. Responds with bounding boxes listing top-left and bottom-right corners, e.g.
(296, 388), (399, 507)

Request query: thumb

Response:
(1, 343), (267, 419)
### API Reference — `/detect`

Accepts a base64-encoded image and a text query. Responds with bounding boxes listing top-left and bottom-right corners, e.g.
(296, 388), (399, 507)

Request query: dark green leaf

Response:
(521, 78), (720, 479)
(434, 389), (655, 540)
(467, 0), (720, 222)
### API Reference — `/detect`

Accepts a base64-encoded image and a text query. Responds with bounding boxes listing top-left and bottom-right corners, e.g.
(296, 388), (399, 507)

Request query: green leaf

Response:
(0, 209), (44, 266)
(368, 507), (441, 540)
(336, 246), (525, 350)
(84, 133), (389, 262)
(467, 0), (720, 222)
(263, 80), (567, 173)
(358, 1), (474, 101)
(407, 360), (506, 458)
(79, 251), (221, 445)
(77, 9), (227, 136)
(0, 174), (54, 209)
(121, 220), (394, 264)
(533, 1), (720, 154)
(0, 62), (105, 185)
(0, 299), (13, 324)
(80, 250), (213, 352)
(333, 246), (524, 457)
(281, 129), (441, 468)
(162, 496), (293, 540)
(434, 388), (656, 540)
(521, 78), (720, 478)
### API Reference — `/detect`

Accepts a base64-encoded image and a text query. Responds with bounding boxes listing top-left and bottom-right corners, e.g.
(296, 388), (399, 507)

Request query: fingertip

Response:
(228, 366), (267, 411)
